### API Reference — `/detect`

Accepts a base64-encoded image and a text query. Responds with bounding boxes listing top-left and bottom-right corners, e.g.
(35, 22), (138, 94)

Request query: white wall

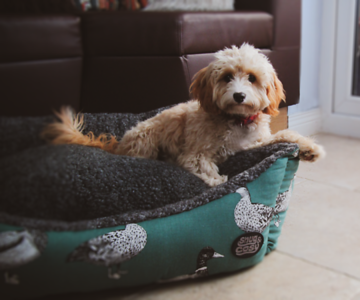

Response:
(288, 0), (323, 115)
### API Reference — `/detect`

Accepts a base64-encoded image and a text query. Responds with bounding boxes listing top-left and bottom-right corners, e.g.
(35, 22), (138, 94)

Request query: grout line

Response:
(277, 250), (360, 282)
(296, 176), (360, 193)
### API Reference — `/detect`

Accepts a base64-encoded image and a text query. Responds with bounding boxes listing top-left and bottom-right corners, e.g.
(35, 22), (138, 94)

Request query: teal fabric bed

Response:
(0, 111), (299, 299)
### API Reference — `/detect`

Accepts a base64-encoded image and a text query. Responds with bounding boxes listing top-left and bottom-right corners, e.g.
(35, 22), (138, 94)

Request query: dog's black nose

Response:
(233, 92), (246, 104)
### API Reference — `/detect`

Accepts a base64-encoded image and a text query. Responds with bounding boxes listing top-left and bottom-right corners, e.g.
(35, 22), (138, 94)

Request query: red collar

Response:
(233, 113), (259, 126)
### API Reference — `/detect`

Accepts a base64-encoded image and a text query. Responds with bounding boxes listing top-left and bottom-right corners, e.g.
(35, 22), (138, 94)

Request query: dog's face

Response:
(190, 44), (285, 117)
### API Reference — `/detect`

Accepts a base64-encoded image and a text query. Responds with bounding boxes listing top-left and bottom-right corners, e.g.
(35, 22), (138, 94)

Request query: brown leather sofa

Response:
(0, 0), (301, 117)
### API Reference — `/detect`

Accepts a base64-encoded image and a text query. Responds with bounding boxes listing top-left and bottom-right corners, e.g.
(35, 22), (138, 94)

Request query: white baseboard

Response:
(322, 113), (360, 139)
(288, 108), (322, 136)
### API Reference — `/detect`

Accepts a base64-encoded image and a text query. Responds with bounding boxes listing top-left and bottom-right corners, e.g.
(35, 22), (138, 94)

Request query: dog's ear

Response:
(263, 73), (285, 117)
(190, 67), (221, 114)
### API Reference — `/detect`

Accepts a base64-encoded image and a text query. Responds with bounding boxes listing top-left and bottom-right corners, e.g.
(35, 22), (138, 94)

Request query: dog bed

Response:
(0, 108), (299, 299)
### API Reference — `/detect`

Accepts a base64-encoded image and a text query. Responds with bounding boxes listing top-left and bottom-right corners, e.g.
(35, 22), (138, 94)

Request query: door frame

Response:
(320, 0), (360, 138)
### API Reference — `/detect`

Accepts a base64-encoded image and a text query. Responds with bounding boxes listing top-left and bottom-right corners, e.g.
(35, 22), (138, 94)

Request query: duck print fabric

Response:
(67, 224), (147, 279)
(274, 179), (294, 214)
(234, 187), (274, 233)
(158, 246), (224, 282)
(0, 230), (47, 285)
(0, 230), (47, 271)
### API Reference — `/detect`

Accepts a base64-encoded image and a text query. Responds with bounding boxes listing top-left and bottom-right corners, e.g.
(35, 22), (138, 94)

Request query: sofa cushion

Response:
(144, 0), (234, 11)
(0, 15), (82, 116)
(83, 11), (273, 56)
(0, 15), (82, 63)
(0, 58), (82, 117)
(234, 0), (301, 49)
(81, 56), (190, 113)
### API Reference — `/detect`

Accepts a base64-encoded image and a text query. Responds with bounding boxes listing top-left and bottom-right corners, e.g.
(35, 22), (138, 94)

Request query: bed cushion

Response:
(0, 108), (299, 299)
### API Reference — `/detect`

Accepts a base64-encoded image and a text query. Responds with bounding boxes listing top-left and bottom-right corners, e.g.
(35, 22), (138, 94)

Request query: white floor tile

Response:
(296, 133), (360, 191)
(278, 179), (360, 279)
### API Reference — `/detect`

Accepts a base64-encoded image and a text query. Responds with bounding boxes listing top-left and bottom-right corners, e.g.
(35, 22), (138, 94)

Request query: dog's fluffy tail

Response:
(41, 107), (119, 154)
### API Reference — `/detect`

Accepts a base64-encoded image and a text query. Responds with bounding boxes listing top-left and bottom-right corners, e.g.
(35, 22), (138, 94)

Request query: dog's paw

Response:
(299, 143), (326, 162)
(205, 175), (228, 187)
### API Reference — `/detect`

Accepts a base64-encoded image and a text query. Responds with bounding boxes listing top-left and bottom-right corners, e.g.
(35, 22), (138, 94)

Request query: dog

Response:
(42, 43), (325, 187)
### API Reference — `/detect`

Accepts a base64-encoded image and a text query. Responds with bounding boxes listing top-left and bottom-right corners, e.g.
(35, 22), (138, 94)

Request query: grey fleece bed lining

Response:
(0, 107), (166, 159)
(0, 145), (298, 231)
(0, 110), (298, 231)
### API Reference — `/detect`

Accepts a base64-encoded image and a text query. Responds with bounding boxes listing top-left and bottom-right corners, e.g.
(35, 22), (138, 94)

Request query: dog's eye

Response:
(223, 74), (234, 83)
(248, 74), (256, 83)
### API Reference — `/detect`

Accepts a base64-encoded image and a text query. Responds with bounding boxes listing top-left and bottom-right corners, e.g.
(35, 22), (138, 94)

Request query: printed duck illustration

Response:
(67, 223), (147, 279)
(235, 179), (295, 232)
(159, 246), (224, 283)
(0, 229), (48, 284)
(232, 184), (293, 258)
(274, 179), (294, 214)
(273, 178), (295, 226)
(194, 246), (224, 277)
(234, 187), (274, 233)
(0, 229), (47, 270)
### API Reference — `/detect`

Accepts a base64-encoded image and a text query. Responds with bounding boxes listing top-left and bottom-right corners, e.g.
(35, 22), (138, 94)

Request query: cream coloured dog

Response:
(43, 44), (325, 187)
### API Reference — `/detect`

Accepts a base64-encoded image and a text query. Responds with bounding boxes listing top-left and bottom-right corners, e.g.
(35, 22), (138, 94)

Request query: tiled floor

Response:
(58, 133), (360, 300)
